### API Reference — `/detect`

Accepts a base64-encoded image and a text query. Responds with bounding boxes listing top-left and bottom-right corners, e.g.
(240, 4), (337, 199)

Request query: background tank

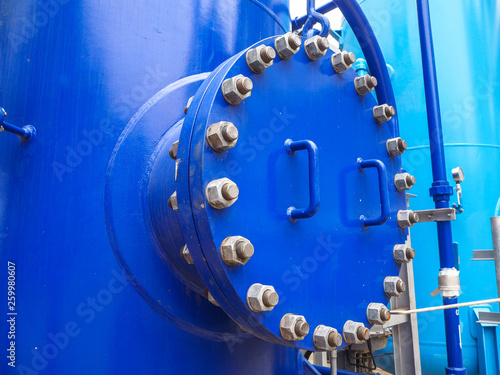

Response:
(341, 0), (500, 373)
(0, 1), (313, 374)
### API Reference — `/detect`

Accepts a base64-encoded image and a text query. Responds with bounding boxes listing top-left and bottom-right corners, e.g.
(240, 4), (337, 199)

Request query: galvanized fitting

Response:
(246, 45), (276, 74)
(373, 104), (395, 124)
(169, 140), (179, 160)
(367, 303), (391, 325)
(206, 121), (239, 152)
(343, 320), (369, 345)
(204, 289), (219, 306)
(331, 51), (356, 74)
(313, 325), (343, 351)
(438, 268), (461, 298)
(246, 283), (279, 312)
(397, 210), (419, 228)
(280, 313), (309, 341)
(386, 137), (408, 157)
(221, 74), (253, 105)
(184, 96), (194, 115)
(168, 191), (178, 211)
(205, 178), (239, 209)
(354, 74), (377, 96)
(274, 32), (302, 60)
(394, 172), (416, 191)
(384, 276), (406, 297)
(304, 35), (329, 61)
(180, 245), (194, 265)
(393, 244), (416, 264)
(220, 236), (254, 266)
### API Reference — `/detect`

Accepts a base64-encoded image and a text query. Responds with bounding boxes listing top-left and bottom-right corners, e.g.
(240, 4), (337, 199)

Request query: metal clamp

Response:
(357, 158), (390, 227)
(411, 208), (456, 223)
(285, 139), (320, 223)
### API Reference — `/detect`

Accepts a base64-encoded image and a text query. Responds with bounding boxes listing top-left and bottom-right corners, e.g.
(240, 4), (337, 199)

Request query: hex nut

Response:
(397, 210), (419, 228)
(394, 172), (416, 191)
(274, 32), (302, 59)
(394, 244), (416, 263)
(386, 137), (408, 157)
(180, 245), (194, 265)
(168, 191), (178, 211)
(304, 35), (329, 61)
(206, 121), (239, 152)
(313, 325), (343, 351)
(384, 276), (406, 297)
(184, 96), (194, 115)
(221, 74), (253, 105)
(247, 283), (279, 312)
(331, 51), (356, 74)
(246, 45), (276, 74)
(220, 236), (254, 266)
(169, 140), (179, 160)
(354, 74), (378, 95)
(205, 178), (239, 209)
(204, 289), (219, 306)
(367, 303), (391, 325)
(343, 320), (369, 345)
(373, 104), (396, 124)
(280, 313), (309, 341)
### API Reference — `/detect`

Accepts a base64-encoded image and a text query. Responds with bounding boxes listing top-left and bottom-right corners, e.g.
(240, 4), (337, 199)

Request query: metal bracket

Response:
(472, 250), (495, 261)
(477, 311), (500, 325)
(412, 208), (456, 223)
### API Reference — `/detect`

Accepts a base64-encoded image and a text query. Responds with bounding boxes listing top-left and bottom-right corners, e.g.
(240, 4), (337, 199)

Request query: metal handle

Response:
(357, 158), (390, 227)
(285, 139), (320, 223)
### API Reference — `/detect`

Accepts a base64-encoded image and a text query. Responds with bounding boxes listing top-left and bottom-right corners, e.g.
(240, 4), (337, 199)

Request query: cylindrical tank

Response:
(0, 2), (312, 374)
(341, 0), (500, 373)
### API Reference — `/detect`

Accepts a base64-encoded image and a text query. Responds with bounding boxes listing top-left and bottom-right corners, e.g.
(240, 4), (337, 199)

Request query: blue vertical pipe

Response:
(415, 0), (466, 374)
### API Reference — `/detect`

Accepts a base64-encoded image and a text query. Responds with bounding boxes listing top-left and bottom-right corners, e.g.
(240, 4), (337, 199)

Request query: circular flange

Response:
(104, 73), (248, 341)
(178, 36), (407, 350)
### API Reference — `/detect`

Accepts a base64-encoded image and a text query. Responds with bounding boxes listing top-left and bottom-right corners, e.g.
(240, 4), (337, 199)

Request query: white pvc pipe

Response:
(391, 298), (500, 315)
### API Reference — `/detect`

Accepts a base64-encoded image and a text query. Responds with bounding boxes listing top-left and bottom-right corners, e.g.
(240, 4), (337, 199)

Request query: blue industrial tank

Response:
(0, 1), (323, 374)
(341, 0), (500, 373)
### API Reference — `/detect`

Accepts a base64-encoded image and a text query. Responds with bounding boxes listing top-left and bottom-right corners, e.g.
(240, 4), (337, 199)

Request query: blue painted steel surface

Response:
(341, 0), (500, 374)
(0, 108), (35, 139)
(0, 1), (318, 374)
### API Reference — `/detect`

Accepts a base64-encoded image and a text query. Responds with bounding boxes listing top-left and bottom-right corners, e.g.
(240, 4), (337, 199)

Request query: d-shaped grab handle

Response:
(357, 158), (390, 227)
(285, 139), (320, 223)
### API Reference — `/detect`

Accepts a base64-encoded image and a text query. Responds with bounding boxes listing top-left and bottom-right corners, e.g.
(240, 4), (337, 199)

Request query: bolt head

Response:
(222, 74), (253, 105)
(184, 96), (194, 114)
(206, 178), (239, 209)
(247, 283), (279, 312)
(394, 172), (415, 191)
(384, 276), (405, 297)
(274, 32), (301, 60)
(343, 320), (369, 345)
(168, 191), (178, 211)
(313, 325), (343, 350)
(394, 244), (415, 263)
(204, 289), (219, 306)
(280, 314), (309, 341)
(220, 236), (254, 266)
(169, 140), (179, 160)
(387, 137), (407, 157)
(331, 51), (356, 74)
(355, 74), (377, 95)
(246, 45), (276, 74)
(206, 121), (239, 152)
(373, 104), (395, 124)
(304, 35), (329, 61)
(367, 302), (391, 325)
(180, 245), (194, 264)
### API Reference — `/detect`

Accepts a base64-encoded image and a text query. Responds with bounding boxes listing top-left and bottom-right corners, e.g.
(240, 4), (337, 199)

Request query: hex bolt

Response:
(184, 96), (194, 115)
(386, 137), (408, 157)
(280, 314), (309, 341)
(354, 74), (378, 95)
(328, 331), (343, 348)
(180, 245), (194, 265)
(222, 74), (253, 105)
(367, 303), (391, 325)
(168, 191), (178, 211)
(394, 244), (416, 263)
(343, 320), (369, 344)
(206, 121), (239, 152)
(246, 45), (276, 74)
(331, 51), (356, 74)
(274, 32), (302, 60)
(204, 289), (219, 306)
(394, 172), (416, 192)
(247, 284), (278, 312)
(260, 46), (276, 63)
(220, 236), (254, 266)
(205, 178), (239, 209)
(169, 140), (179, 160)
(304, 35), (329, 61)
(397, 210), (419, 228)
(357, 326), (370, 341)
(236, 240), (254, 261)
(221, 182), (239, 200)
(373, 104), (396, 124)
(313, 325), (343, 350)
(384, 276), (406, 297)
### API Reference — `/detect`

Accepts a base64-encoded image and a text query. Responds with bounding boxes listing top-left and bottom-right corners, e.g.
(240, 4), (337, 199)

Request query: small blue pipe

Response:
(334, 0), (399, 138)
(301, 0), (331, 38)
(415, 0), (466, 373)
(292, 1), (337, 31)
(357, 158), (390, 227)
(0, 108), (36, 139)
